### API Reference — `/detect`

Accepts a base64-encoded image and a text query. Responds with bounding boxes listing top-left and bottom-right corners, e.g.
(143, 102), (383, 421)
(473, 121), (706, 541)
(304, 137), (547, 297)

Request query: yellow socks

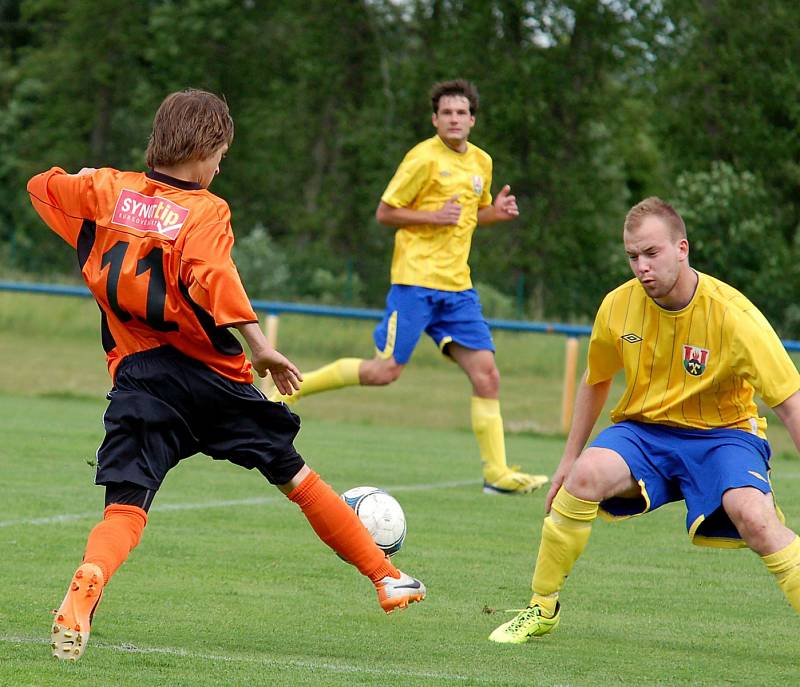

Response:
(269, 357), (362, 403)
(530, 487), (599, 615)
(471, 396), (508, 481)
(762, 536), (800, 612)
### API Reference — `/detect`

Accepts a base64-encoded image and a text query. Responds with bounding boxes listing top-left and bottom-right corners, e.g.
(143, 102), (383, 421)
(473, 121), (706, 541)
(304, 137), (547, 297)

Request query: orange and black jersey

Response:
(27, 167), (258, 383)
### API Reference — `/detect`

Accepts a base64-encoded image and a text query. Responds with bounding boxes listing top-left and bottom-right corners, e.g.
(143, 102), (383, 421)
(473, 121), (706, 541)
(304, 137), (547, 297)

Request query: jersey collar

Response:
(146, 169), (203, 191)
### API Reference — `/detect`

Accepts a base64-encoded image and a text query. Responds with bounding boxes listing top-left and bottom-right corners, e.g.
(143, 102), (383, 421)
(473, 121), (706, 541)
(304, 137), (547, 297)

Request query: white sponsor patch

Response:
(112, 189), (189, 239)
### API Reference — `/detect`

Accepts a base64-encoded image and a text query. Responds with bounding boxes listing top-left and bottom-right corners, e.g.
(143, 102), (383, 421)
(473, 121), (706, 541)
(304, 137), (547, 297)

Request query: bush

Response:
(475, 281), (516, 319)
(673, 162), (799, 336)
(232, 224), (291, 300)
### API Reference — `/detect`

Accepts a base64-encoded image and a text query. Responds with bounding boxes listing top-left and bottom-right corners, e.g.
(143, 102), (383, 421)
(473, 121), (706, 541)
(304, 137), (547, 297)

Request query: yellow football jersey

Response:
(381, 135), (493, 291)
(586, 272), (800, 437)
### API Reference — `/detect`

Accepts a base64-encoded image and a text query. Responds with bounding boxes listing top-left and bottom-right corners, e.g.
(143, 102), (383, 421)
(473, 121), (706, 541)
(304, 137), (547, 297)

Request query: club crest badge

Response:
(682, 345), (710, 376)
(472, 175), (483, 195)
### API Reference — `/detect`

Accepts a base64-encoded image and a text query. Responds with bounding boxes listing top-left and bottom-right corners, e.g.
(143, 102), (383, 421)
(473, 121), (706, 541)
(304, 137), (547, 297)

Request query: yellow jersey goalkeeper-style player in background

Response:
(270, 79), (548, 496)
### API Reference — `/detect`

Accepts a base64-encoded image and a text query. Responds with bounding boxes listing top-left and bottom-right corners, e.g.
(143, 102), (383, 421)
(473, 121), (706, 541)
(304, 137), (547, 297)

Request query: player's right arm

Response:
(375, 198), (462, 227)
(26, 167), (98, 248)
(545, 293), (622, 511)
(235, 322), (302, 396)
(545, 373), (612, 512)
(376, 148), (461, 227)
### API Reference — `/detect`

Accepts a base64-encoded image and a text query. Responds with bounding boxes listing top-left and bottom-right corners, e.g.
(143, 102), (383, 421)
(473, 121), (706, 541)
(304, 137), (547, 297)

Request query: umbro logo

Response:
(440, 170), (451, 177)
(620, 333), (642, 343)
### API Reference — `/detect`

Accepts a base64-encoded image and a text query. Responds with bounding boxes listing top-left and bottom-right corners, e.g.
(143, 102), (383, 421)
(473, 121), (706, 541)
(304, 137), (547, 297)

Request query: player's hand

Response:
(493, 185), (519, 220)
(251, 348), (303, 396)
(544, 463), (569, 513)
(431, 195), (462, 225)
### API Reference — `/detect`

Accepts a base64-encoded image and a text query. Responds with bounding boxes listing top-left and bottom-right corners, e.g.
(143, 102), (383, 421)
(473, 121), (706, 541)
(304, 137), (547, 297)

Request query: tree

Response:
(673, 162), (799, 336)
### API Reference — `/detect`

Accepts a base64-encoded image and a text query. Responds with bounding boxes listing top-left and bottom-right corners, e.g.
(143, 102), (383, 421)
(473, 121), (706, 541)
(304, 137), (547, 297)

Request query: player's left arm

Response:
(730, 308), (800, 415)
(477, 184), (518, 224)
(772, 391), (800, 453)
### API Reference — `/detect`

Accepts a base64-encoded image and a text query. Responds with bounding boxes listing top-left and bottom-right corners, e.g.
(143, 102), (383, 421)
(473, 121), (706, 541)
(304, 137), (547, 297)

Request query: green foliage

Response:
(673, 161), (799, 336)
(3, 1), (799, 331)
(474, 281), (516, 319)
(305, 266), (365, 306)
(232, 224), (292, 301)
(657, 0), (800, 291)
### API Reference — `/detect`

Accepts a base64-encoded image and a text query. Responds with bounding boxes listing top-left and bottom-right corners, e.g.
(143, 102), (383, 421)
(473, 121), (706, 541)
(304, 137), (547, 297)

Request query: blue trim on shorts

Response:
(590, 421), (773, 544)
(372, 285), (494, 364)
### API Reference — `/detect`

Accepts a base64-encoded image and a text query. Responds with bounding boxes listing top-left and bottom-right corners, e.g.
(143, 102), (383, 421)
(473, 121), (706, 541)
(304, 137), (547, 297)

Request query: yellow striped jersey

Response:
(586, 272), (800, 437)
(381, 135), (492, 291)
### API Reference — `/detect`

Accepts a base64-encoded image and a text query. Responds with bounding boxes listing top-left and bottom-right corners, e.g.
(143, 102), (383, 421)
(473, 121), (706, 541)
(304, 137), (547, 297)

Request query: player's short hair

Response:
(145, 89), (234, 168)
(624, 197), (686, 240)
(430, 79), (479, 115)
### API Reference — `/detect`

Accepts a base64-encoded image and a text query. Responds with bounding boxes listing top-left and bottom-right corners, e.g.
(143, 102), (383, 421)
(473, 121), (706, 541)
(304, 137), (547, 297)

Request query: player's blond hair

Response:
(624, 197), (686, 240)
(430, 79), (479, 115)
(145, 89), (234, 168)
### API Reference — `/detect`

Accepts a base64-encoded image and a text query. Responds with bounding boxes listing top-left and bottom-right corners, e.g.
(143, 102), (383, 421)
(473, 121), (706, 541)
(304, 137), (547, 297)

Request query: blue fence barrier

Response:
(0, 280), (595, 339)
(2, 280), (800, 351)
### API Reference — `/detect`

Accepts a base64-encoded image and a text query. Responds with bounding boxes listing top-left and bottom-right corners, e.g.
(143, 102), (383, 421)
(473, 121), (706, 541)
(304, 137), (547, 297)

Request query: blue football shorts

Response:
(372, 285), (495, 364)
(590, 420), (778, 548)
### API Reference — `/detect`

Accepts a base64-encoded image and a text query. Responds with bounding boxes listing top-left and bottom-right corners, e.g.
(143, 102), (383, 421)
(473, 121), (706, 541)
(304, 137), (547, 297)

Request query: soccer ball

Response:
(341, 486), (406, 557)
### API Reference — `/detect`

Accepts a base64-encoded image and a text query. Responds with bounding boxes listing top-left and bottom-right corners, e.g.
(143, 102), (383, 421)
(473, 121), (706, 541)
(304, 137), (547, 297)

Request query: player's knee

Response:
(362, 359), (403, 385)
(105, 481), (155, 512)
(565, 462), (604, 500)
(485, 366), (500, 394)
(380, 366), (403, 385)
(470, 364), (500, 397)
(728, 504), (772, 543)
(565, 450), (629, 501)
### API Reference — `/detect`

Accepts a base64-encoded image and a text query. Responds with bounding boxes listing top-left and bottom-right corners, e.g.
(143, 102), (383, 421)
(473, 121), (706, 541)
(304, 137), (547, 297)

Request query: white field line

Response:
(3, 635), (477, 683)
(0, 479), (479, 529)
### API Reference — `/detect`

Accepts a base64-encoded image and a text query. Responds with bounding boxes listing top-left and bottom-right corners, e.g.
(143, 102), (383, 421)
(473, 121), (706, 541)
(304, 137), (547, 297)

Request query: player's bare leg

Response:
(724, 486), (800, 612)
(357, 356), (405, 385)
(269, 356), (406, 404)
(448, 344), (548, 494)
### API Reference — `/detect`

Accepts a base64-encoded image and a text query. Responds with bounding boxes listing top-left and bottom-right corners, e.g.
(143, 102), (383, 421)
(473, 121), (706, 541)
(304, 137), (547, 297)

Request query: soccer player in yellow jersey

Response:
(489, 196), (800, 643)
(271, 79), (547, 495)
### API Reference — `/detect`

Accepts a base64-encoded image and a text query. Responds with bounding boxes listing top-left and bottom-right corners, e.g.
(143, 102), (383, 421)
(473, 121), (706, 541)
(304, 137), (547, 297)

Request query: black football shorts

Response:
(95, 346), (305, 490)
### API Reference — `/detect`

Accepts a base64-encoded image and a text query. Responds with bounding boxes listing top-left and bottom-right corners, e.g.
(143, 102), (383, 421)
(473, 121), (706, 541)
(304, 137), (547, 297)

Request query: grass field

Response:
(2, 292), (800, 686)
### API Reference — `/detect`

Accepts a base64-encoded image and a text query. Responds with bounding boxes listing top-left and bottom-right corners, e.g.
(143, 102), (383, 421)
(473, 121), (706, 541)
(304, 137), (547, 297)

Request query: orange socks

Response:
(82, 504), (148, 584)
(82, 475), (397, 590)
(288, 471), (397, 583)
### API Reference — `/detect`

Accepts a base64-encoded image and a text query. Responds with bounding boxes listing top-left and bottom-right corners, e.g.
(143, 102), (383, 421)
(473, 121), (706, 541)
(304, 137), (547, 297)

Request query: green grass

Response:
(3, 291), (800, 685)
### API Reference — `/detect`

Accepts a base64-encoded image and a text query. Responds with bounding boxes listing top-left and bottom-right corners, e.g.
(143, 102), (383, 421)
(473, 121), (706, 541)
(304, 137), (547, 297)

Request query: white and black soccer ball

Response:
(341, 486), (407, 557)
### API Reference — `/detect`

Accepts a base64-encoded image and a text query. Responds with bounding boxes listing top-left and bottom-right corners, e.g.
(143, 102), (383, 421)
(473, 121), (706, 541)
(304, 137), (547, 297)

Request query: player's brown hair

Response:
(430, 79), (479, 115)
(624, 197), (687, 240)
(145, 89), (234, 168)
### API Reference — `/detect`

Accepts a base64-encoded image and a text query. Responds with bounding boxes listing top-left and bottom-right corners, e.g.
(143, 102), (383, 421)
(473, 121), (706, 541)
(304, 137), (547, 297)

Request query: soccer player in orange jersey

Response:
(489, 197), (800, 643)
(27, 89), (424, 662)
